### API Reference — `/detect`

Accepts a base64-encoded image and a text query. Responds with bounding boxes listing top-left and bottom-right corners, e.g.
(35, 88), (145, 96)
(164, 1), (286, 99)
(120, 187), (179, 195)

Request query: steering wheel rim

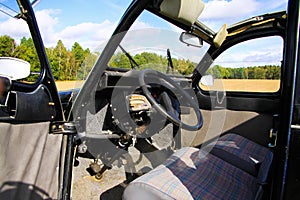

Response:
(138, 69), (203, 131)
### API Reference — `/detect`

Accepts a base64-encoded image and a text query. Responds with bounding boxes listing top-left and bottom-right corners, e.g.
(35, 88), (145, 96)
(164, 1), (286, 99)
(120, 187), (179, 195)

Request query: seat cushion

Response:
(123, 147), (258, 200)
(207, 133), (273, 182)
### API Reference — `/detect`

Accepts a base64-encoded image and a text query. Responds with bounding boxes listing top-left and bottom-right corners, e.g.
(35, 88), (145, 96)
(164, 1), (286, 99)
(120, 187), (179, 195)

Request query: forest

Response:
(0, 35), (280, 81)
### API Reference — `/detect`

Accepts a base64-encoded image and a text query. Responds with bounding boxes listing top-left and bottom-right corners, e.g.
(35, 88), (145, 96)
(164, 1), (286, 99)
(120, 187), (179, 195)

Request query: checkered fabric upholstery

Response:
(123, 147), (258, 200)
(208, 134), (273, 182)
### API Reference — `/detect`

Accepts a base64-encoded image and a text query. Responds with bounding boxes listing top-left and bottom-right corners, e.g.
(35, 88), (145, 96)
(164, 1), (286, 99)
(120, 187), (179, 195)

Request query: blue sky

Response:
(0, 0), (287, 49)
(0, 0), (288, 67)
(33, 0), (132, 31)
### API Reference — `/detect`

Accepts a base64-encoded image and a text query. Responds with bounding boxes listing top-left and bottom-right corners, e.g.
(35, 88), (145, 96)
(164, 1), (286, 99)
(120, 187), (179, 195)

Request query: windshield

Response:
(108, 15), (209, 75)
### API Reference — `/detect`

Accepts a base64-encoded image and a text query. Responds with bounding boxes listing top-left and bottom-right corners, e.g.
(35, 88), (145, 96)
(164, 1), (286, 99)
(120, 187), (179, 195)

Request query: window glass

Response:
(0, 1), (40, 83)
(201, 36), (283, 93)
(108, 11), (210, 76)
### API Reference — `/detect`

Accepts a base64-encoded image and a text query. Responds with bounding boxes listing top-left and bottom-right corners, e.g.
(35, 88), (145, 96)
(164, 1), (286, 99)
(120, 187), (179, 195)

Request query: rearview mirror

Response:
(180, 32), (203, 48)
(200, 75), (214, 86)
(0, 57), (30, 80)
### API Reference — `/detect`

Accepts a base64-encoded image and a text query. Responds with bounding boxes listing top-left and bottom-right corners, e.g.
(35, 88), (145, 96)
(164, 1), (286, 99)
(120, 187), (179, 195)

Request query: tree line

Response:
(108, 52), (196, 75)
(0, 35), (97, 82)
(207, 65), (280, 80)
(0, 35), (280, 81)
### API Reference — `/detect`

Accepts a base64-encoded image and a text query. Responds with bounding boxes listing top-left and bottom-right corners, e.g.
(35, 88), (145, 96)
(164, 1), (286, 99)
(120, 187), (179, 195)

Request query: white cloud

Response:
(0, 9), (59, 45)
(199, 0), (288, 30)
(131, 20), (152, 30)
(201, 0), (259, 20)
(201, 0), (287, 20)
(0, 8), (117, 51)
(35, 9), (114, 50)
(35, 9), (60, 47)
(0, 17), (29, 42)
(35, 10), (153, 51)
(0, 6), (156, 53)
(58, 20), (115, 50)
(214, 37), (283, 68)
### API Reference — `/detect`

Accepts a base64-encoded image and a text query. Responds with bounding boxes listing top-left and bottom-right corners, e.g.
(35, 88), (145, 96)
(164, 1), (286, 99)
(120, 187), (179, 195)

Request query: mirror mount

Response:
(180, 32), (203, 48)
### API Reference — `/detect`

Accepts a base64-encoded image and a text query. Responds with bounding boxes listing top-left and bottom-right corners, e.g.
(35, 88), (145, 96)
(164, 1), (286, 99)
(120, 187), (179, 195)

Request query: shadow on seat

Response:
(123, 134), (273, 200)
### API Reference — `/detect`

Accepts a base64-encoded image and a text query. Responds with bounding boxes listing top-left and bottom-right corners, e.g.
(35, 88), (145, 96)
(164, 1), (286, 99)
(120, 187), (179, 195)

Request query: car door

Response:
(0, 1), (65, 200)
(190, 12), (285, 149)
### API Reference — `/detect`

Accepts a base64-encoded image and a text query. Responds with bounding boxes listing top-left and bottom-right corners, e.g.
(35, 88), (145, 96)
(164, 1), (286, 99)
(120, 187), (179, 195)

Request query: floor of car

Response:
(72, 156), (126, 200)
(72, 146), (173, 200)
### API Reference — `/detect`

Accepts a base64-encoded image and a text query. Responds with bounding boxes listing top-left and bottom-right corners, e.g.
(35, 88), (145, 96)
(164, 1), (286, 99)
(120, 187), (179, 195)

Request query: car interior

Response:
(0, 0), (299, 200)
(66, 0), (285, 199)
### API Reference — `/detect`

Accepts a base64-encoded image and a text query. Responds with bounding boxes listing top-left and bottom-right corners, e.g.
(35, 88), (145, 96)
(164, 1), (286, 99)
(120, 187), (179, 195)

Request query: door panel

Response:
(0, 122), (62, 200)
(0, 1), (65, 200)
(181, 109), (273, 147)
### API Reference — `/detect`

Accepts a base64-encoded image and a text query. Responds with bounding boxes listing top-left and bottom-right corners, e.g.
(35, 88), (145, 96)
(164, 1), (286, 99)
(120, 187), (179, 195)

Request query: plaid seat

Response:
(123, 147), (258, 200)
(206, 133), (273, 182)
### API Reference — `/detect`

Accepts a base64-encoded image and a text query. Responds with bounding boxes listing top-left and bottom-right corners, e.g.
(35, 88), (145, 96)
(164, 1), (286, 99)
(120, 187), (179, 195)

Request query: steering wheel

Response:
(138, 69), (203, 131)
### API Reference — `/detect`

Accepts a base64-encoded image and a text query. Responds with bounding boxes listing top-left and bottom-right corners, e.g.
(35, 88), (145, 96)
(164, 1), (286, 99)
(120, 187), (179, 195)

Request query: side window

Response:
(201, 36), (283, 93)
(0, 2), (41, 83)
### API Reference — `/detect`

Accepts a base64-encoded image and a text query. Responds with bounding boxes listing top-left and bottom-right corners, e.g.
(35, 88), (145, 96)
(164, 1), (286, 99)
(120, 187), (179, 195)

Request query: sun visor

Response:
(213, 24), (228, 48)
(160, 0), (205, 25)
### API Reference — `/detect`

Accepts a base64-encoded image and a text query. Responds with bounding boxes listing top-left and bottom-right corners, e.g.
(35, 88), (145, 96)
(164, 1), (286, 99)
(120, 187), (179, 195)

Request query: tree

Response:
(0, 35), (16, 57)
(207, 65), (222, 78)
(77, 49), (97, 80)
(71, 42), (86, 79)
(49, 40), (68, 80)
(253, 67), (266, 79)
(109, 52), (131, 69)
(14, 37), (40, 82)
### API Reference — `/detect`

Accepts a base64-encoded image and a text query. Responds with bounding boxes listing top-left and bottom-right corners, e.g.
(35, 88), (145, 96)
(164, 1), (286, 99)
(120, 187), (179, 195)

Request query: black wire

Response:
(0, 2), (19, 18)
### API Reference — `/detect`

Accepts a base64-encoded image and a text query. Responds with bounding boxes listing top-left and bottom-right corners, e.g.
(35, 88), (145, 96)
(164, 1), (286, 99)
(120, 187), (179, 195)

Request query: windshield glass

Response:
(108, 11), (209, 75)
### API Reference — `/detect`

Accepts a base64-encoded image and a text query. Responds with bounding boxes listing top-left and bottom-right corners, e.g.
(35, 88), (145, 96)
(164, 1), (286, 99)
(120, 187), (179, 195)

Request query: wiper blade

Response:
(166, 49), (174, 74)
(118, 45), (139, 69)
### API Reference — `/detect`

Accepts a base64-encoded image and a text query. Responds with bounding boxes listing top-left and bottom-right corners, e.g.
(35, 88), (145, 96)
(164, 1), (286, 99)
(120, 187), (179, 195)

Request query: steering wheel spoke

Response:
(138, 69), (203, 131)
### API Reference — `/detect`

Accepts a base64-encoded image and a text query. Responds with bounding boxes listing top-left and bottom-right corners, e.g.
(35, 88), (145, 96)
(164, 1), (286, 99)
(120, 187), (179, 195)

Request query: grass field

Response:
(56, 79), (280, 93)
(55, 81), (84, 91)
(201, 79), (280, 93)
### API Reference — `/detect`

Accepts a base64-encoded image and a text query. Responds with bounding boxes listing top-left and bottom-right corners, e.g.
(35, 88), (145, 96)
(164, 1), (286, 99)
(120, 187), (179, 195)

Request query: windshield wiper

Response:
(118, 45), (139, 69)
(166, 48), (174, 74)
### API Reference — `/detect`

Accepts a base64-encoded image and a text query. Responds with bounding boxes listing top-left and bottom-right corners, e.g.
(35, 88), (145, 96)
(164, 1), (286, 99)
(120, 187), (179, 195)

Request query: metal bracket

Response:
(268, 114), (279, 148)
(50, 121), (77, 135)
(291, 124), (300, 130)
(268, 128), (278, 148)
